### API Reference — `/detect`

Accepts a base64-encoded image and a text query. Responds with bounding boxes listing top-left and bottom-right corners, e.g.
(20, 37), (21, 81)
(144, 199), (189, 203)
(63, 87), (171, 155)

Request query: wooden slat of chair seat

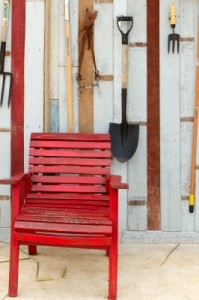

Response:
(18, 207), (110, 221)
(15, 221), (112, 235)
(15, 233), (112, 248)
(29, 157), (111, 166)
(0, 133), (128, 299)
(29, 148), (111, 158)
(31, 175), (107, 184)
(19, 206), (110, 216)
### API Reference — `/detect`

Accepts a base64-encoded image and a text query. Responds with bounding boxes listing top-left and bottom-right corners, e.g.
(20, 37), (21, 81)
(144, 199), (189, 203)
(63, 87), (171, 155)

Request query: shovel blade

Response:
(109, 122), (139, 163)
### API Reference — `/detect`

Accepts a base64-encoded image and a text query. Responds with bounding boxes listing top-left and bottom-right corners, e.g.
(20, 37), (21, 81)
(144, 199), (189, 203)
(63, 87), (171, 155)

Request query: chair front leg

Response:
(108, 241), (118, 300)
(8, 236), (19, 297)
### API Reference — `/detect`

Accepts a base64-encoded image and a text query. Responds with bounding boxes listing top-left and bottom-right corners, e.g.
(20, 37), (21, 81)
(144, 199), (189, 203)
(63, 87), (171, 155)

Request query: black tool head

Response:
(168, 33), (180, 53)
(109, 122), (139, 163)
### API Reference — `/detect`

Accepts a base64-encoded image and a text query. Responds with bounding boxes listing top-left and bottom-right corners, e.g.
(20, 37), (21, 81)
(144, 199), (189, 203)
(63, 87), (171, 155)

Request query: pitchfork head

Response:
(0, 42), (12, 108)
(168, 32), (180, 54)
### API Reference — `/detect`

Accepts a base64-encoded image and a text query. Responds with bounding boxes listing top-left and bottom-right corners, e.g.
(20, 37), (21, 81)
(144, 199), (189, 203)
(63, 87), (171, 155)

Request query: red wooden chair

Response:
(0, 133), (128, 299)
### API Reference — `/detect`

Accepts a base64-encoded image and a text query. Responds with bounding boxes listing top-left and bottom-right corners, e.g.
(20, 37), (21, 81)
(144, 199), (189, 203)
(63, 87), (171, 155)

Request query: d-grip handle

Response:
(117, 16), (133, 45)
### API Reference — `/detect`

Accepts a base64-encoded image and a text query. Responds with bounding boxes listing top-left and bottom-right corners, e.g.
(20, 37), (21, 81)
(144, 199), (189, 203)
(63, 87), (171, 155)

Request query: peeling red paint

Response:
(11, 1), (25, 175)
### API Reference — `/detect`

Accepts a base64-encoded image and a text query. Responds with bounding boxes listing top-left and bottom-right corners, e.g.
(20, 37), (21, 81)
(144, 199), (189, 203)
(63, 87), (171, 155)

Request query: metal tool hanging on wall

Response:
(0, 0), (12, 108)
(109, 16), (139, 163)
(168, 1), (180, 54)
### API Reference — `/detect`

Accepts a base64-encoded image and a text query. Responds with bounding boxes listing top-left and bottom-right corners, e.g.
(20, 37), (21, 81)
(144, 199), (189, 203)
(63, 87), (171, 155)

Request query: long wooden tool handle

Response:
(1, 0), (10, 42)
(0, 0), (10, 71)
(44, 0), (50, 132)
(65, 0), (74, 133)
(189, 23), (199, 213)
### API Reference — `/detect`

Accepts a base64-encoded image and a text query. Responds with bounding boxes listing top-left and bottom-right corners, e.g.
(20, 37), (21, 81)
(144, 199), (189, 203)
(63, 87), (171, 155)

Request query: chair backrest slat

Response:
(28, 133), (111, 202)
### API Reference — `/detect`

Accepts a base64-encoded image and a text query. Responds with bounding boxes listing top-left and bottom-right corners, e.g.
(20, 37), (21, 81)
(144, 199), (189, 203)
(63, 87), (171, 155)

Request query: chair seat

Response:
(15, 205), (113, 236)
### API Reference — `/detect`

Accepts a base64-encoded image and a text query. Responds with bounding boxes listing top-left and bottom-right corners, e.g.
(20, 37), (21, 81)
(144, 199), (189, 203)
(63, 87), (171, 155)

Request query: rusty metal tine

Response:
(172, 39), (175, 54)
(168, 36), (170, 53)
(0, 74), (6, 106)
(7, 74), (12, 107)
(177, 39), (180, 53)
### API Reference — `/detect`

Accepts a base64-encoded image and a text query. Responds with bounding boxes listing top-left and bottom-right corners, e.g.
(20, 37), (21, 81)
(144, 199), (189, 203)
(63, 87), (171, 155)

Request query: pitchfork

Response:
(0, 0), (12, 108)
(168, 1), (180, 54)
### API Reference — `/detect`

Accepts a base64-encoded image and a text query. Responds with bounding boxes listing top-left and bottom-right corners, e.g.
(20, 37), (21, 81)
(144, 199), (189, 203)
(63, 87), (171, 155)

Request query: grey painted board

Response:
(50, 99), (59, 132)
(94, 1), (113, 133)
(0, 133), (10, 196)
(128, 126), (147, 230)
(160, 0), (181, 232)
(0, 201), (10, 228)
(24, 1), (44, 171)
(128, 47), (147, 122)
(180, 123), (192, 197)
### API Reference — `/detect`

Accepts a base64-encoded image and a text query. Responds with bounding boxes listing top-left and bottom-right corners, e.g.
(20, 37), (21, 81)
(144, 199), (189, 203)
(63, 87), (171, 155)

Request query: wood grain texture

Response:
(44, 0), (50, 132)
(78, 0), (94, 133)
(11, 0), (25, 175)
(147, 0), (160, 230)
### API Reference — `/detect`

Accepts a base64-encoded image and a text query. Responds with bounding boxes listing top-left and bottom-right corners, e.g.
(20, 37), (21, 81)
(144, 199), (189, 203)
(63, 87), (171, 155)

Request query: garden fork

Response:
(168, 1), (180, 54)
(0, 0), (12, 108)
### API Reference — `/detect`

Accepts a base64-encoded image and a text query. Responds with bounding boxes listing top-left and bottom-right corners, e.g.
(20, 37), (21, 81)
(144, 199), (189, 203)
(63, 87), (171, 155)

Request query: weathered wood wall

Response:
(1, 0), (199, 243)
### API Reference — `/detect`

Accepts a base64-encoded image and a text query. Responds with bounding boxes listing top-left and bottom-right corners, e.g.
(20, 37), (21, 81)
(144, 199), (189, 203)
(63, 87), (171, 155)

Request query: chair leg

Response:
(108, 241), (118, 300)
(8, 237), (19, 297)
(28, 245), (37, 255)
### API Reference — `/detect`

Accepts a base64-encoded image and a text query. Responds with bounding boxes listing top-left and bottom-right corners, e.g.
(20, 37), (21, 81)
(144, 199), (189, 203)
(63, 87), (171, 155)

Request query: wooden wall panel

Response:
(160, 0), (182, 232)
(24, 1), (44, 171)
(58, 0), (78, 132)
(112, 0), (128, 231)
(78, 0), (94, 133)
(147, 0), (161, 230)
(1, 0), (199, 241)
(94, 1), (113, 133)
(127, 0), (147, 231)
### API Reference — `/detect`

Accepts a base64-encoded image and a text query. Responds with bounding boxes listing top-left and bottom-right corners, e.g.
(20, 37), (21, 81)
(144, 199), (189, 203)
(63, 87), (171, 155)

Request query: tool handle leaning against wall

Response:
(65, 0), (74, 133)
(189, 22), (199, 213)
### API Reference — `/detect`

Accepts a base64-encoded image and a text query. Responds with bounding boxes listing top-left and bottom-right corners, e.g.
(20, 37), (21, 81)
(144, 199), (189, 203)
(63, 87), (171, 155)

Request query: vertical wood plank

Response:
(127, 0), (147, 231)
(113, 0), (128, 231)
(160, 0), (181, 231)
(93, 1), (113, 133)
(11, 0), (25, 175)
(24, 1), (44, 172)
(147, 0), (161, 230)
(78, 0), (94, 133)
(44, 0), (51, 132)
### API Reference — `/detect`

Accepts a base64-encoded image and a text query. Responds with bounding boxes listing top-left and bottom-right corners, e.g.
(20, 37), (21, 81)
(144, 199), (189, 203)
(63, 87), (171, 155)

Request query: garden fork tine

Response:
(168, 31), (180, 53)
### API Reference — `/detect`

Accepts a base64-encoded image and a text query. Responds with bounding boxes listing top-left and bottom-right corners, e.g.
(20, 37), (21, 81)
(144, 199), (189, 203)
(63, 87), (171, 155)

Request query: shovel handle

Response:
(117, 16), (133, 45)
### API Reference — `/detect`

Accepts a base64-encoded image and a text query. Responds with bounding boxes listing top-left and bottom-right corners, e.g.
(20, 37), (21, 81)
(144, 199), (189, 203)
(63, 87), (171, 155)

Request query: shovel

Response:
(0, 0), (12, 108)
(109, 16), (139, 163)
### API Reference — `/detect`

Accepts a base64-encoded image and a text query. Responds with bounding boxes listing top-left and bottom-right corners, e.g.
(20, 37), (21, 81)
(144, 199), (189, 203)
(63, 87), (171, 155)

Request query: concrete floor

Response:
(1, 242), (199, 300)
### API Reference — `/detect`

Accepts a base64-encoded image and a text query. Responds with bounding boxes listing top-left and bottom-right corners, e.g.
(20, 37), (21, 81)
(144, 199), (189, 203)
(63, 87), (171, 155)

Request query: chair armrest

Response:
(0, 172), (31, 185)
(106, 175), (128, 190)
